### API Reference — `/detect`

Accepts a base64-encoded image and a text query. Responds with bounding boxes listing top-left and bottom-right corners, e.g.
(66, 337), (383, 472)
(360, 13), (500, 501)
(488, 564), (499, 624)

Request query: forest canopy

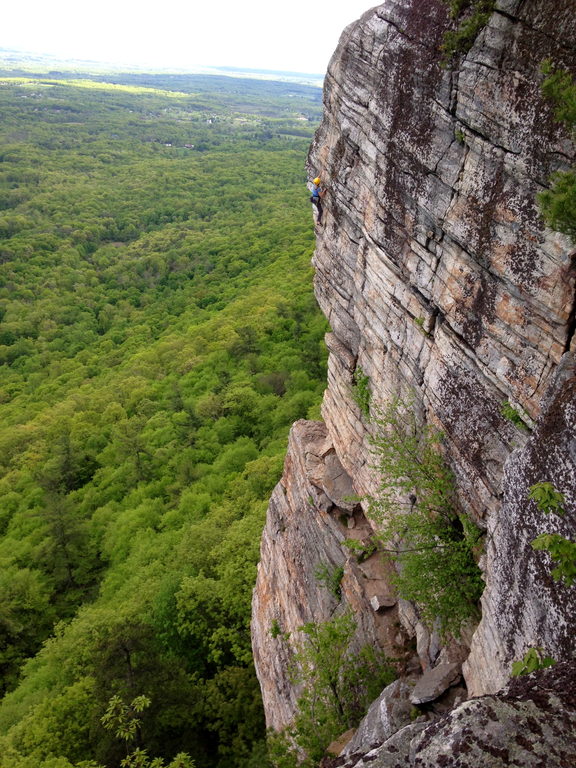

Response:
(0, 72), (326, 768)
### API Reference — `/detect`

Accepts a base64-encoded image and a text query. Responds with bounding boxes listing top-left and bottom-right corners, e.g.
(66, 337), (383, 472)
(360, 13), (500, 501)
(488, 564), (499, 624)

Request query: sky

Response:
(2, 0), (376, 75)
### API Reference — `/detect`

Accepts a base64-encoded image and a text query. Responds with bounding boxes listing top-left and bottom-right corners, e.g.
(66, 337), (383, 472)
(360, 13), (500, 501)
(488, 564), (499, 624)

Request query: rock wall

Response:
(333, 661), (576, 768)
(464, 353), (576, 693)
(252, 0), (576, 739)
(251, 420), (405, 731)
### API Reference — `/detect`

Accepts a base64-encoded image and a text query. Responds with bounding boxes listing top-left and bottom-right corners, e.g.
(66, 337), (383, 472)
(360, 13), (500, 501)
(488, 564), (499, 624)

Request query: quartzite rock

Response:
(306, 0), (576, 691)
(410, 661), (576, 767)
(327, 661), (576, 768)
(251, 420), (402, 731)
(311, 0), (575, 508)
(463, 352), (576, 695)
(252, 0), (576, 749)
(342, 678), (417, 757)
(335, 723), (430, 768)
(409, 663), (462, 705)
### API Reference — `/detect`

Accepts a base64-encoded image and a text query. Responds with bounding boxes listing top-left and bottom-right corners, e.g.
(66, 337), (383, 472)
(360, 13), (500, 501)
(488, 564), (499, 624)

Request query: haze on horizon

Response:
(2, 0), (374, 75)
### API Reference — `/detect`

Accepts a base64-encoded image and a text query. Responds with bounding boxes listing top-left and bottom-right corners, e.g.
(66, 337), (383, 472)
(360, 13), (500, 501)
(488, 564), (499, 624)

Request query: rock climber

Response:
(309, 176), (326, 224)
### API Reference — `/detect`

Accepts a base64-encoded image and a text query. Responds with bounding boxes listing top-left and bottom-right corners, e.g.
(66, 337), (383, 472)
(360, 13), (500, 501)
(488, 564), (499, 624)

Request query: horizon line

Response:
(0, 46), (325, 82)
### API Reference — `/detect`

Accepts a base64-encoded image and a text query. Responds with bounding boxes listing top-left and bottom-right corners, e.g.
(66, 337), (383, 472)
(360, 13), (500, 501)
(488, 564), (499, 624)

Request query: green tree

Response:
(0, 567), (53, 694)
(0, 72), (326, 768)
(276, 613), (395, 767)
(368, 398), (483, 636)
(101, 694), (195, 768)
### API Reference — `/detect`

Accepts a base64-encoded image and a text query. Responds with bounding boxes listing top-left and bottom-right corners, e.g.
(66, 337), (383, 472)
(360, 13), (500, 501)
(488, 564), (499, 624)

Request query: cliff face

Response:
(252, 0), (576, 739)
(252, 419), (404, 731)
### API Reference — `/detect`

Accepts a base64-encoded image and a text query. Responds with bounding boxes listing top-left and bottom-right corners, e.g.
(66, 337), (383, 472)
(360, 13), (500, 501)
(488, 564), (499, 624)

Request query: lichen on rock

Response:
(252, 0), (576, 761)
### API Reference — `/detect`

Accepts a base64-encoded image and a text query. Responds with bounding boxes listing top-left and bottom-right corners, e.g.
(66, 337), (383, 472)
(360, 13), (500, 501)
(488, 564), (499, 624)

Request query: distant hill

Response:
(0, 48), (324, 88)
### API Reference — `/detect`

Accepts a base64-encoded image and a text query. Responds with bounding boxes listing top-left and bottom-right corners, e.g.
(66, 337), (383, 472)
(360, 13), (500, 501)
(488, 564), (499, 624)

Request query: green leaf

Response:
(528, 482), (566, 516)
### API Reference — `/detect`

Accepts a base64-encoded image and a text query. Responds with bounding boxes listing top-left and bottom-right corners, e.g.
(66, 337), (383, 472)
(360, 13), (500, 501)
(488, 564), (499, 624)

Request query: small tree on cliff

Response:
(368, 397), (484, 637)
(269, 613), (395, 767)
